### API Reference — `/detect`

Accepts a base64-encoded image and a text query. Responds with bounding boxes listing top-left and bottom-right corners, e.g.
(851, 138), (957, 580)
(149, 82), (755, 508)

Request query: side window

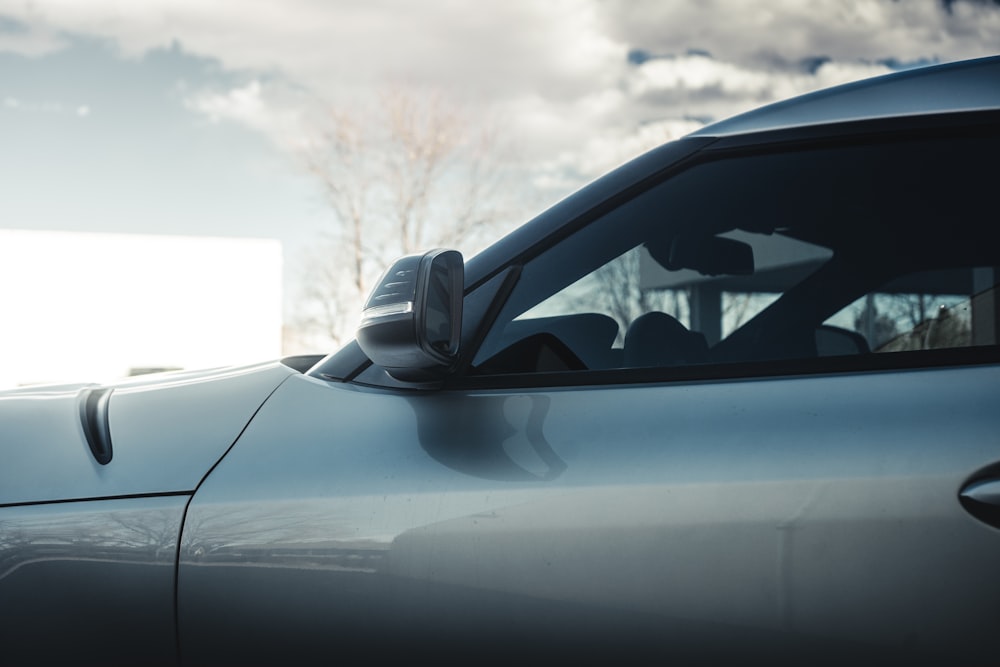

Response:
(507, 247), (692, 370)
(824, 267), (1000, 353)
(471, 129), (1000, 379)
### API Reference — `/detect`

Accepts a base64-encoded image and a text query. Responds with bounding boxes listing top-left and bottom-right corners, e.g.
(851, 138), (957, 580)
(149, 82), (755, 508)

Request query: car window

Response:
(824, 268), (998, 353)
(471, 128), (1000, 379)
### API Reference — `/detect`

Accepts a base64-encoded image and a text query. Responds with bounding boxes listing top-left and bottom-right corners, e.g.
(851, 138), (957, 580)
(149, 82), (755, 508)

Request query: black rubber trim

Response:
(280, 354), (325, 373)
(453, 265), (522, 377)
(307, 340), (371, 382)
(79, 387), (114, 465)
(448, 347), (1000, 391)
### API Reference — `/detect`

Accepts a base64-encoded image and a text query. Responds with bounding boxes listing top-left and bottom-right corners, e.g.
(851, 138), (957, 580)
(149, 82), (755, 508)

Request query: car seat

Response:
(623, 311), (709, 367)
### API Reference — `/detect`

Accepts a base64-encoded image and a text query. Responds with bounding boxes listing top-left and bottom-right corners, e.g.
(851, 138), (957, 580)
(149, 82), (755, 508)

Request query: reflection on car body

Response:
(3, 56), (1000, 665)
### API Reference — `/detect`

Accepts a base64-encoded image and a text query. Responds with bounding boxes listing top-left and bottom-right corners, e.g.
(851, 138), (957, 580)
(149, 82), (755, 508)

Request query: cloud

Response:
(0, 1), (628, 186)
(184, 78), (351, 156)
(0, 1), (624, 100)
(0, 15), (68, 56)
(187, 80), (294, 138)
(533, 117), (704, 194)
(4, 0), (998, 193)
(595, 0), (1000, 66)
(0, 94), (90, 116)
(621, 53), (893, 125)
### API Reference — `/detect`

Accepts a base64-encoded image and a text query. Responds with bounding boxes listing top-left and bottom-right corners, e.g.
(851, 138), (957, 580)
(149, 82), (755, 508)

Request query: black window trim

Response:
(445, 347), (1000, 392)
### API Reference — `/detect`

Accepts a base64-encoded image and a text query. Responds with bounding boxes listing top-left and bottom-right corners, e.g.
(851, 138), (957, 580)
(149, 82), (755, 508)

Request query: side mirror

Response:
(356, 249), (464, 381)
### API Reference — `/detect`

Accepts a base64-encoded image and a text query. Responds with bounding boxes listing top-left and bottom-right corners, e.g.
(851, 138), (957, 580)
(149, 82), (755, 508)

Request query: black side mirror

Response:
(356, 249), (464, 381)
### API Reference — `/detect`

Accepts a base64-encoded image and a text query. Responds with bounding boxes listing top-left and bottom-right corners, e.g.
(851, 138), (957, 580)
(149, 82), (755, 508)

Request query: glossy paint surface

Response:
(692, 55), (1000, 137)
(0, 495), (186, 665)
(178, 366), (1000, 663)
(0, 362), (292, 505)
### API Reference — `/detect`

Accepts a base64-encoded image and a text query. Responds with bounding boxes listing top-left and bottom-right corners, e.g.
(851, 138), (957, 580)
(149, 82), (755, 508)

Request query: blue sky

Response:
(0, 0), (998, 353)
(0, 37), (327, 243)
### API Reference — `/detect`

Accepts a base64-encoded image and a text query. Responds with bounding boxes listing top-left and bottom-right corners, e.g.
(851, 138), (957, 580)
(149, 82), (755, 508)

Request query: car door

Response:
(176, 118), (1000, 665)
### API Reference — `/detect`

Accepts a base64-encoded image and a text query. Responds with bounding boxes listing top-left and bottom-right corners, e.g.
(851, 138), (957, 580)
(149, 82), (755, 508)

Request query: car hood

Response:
(0, 362), (294, 506)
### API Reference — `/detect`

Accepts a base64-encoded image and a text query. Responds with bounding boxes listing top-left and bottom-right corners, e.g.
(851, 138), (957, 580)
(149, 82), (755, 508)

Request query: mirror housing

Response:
(646, 234), (754, 276)
(356, 249), (464, 381)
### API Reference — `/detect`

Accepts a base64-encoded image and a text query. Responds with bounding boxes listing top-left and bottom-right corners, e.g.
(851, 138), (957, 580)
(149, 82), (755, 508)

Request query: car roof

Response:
(690, 55), (1000, 138)
(466, 55), (1000, 289)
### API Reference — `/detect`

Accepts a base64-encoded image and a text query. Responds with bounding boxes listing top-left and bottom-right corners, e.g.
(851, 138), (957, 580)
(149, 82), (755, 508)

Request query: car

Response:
(3, 55), (1000, 666)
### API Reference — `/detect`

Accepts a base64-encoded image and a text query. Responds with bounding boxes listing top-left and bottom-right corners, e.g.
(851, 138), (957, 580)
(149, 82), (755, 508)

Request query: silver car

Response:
(3, 56), (1000, 665)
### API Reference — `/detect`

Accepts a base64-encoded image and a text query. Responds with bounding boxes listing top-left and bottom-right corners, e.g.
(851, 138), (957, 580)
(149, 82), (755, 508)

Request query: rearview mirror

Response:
(356, 249), (464, 381)
(646, 234), (754, 276)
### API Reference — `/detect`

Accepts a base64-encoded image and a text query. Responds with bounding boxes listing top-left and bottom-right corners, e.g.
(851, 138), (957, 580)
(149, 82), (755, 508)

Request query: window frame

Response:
(343, 110), (1000, 392)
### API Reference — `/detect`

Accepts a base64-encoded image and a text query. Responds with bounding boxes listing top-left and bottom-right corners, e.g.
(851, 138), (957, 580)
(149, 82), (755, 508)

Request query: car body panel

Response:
(0, 362), (293, 505)
(0, 495), (186, 665)
(690, 54), (1000, 137)
(178, 364), (1000, 661)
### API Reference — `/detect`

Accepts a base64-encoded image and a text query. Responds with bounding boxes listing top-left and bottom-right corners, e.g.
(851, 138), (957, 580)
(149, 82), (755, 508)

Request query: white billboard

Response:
(0, 230), (282, 388)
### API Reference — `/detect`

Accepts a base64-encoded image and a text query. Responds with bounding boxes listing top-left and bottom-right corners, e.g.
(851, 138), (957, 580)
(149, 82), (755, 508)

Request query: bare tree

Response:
(290, 90), (518, 349)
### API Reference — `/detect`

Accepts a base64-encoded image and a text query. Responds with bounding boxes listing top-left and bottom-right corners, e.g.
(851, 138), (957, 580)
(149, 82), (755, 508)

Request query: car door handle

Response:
(959, 477), (1000, 528)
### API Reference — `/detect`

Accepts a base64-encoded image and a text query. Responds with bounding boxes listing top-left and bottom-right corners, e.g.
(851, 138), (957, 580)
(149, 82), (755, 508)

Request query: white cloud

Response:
(0, 94), (86, 115)
(0, 0), (622, 179)
(0, 17), (68, 56)
(3, 0), (998, 198)
(184, 78), (339, 158)
(622, 53), (893, 126)
(597, 0), (1000, 65)
(0, 0), (623, 100)
(188, 80), (282, 134)
(533, 117), (704, 194)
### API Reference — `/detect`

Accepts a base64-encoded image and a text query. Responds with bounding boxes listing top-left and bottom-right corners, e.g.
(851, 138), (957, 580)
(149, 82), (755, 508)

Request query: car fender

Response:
(0, 362), (294, 505)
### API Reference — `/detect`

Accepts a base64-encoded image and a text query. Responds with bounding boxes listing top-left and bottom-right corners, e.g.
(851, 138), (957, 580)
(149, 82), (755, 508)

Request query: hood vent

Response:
(79, 387), (114, 465)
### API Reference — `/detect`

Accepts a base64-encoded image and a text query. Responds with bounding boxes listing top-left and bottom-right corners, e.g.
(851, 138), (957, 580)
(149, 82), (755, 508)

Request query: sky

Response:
(0, 0), (998, 368)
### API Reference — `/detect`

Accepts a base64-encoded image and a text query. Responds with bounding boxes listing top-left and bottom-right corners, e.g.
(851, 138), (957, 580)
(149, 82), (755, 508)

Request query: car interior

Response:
(471, 129), (1000, 377)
